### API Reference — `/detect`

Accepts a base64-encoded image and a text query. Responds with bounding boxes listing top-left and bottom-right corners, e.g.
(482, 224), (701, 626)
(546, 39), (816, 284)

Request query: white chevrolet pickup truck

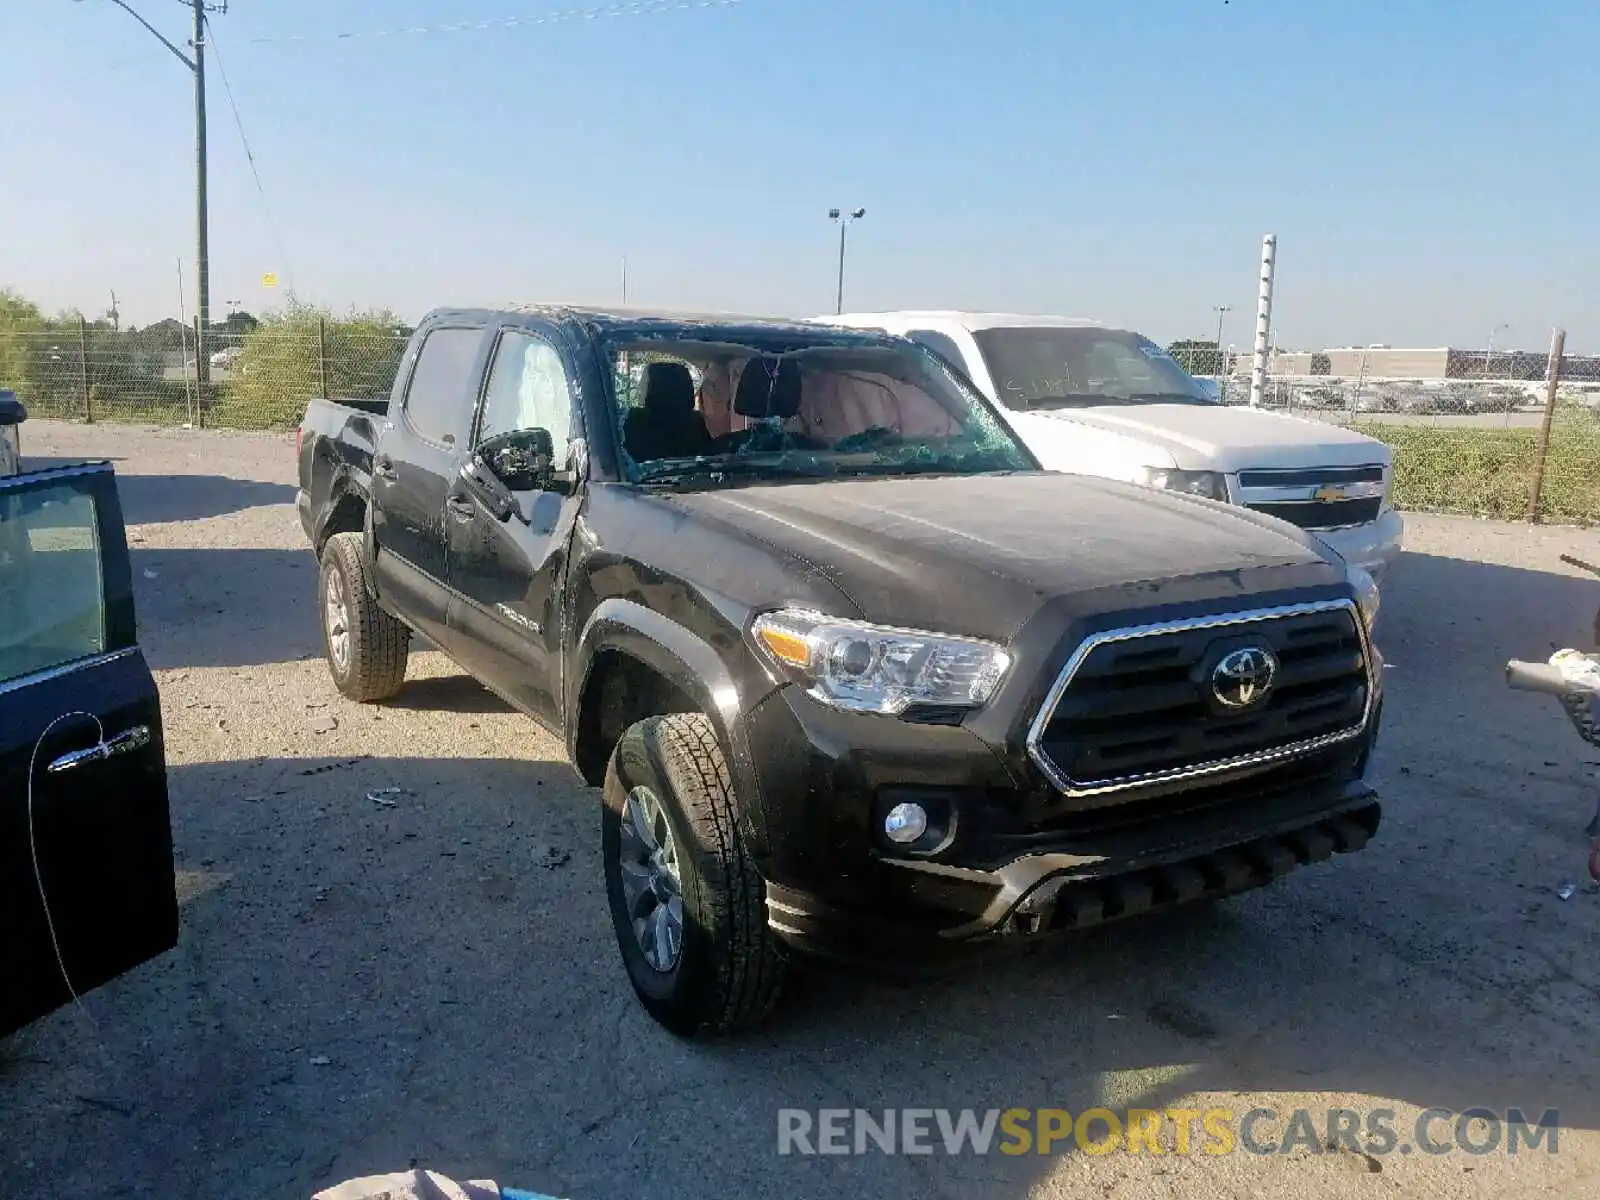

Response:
(817, 312), (1403, 580)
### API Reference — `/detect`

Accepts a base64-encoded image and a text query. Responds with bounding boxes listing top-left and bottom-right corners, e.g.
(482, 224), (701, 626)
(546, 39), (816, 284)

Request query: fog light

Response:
(883, 802), (929, 845)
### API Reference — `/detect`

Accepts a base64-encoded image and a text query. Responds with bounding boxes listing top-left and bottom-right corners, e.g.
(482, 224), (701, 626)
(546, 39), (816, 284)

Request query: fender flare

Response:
(569, 597), (775, 860)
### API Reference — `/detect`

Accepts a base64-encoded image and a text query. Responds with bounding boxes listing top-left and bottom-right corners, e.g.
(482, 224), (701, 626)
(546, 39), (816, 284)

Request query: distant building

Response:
(1229, 345), (1598, 381)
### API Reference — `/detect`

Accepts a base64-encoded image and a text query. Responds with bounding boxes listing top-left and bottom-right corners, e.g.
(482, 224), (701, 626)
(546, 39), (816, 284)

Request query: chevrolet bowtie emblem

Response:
(1312, 484), (1349, 502)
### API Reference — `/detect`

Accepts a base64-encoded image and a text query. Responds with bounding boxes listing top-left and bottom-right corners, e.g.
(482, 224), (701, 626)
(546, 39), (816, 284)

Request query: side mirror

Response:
(0, 390), (26, 427)
(479, 427), (556, 492)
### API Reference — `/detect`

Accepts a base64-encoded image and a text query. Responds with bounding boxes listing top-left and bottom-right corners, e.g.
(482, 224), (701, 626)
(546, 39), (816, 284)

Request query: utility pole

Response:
(109, 289), (120, 332)
(192, 0), (211, 394)
(77, 0), (221, 391)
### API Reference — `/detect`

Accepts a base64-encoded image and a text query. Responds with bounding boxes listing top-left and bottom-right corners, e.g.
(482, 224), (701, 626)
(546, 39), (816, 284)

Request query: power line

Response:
(204, 13), (297, 296)
(249, 0), (743, 45)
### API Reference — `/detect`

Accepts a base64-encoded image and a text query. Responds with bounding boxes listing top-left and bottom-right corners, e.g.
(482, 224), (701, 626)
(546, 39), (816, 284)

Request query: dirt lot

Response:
(5, 420), (1600, 1200)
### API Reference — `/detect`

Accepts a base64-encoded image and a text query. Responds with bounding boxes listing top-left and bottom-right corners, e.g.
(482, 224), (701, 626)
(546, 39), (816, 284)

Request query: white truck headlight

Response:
(751, 609), (1011, 715)
(1138, 467), (1229, 502)
(1347, 563), (1380, 632)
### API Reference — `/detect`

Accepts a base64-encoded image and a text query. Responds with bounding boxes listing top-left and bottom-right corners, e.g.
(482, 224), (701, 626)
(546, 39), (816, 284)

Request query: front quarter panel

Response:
(564, 483), (860, 859)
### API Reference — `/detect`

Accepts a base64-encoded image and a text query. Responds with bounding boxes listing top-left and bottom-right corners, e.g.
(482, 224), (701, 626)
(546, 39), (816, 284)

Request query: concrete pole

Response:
(1248, 234), (1277, 409)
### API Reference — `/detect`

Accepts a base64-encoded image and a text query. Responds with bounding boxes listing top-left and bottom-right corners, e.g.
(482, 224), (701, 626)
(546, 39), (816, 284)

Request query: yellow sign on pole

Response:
(261, 272), (278, 289)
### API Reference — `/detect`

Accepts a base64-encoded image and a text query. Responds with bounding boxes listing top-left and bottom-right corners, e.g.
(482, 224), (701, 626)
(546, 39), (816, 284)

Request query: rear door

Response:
(0, 462), (177, 1037)
(369, 323), (489, 646)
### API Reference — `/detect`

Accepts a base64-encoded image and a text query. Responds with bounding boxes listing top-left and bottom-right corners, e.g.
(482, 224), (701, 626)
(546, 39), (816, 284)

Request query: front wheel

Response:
(600, 713), (786, 1037)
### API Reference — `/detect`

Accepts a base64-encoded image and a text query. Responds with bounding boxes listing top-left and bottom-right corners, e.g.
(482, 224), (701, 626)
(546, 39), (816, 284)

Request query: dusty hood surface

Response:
(1036, 403), (1392, 472)
(667, 471), (1336, 639)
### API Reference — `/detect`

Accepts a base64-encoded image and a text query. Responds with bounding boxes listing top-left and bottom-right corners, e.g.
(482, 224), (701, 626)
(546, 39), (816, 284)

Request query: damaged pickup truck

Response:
(296, 306), (1385, 1038)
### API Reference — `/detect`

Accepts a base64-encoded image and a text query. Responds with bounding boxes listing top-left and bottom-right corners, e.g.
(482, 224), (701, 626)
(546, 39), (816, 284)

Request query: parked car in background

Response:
(1, 390), (24, 477)
(1, 461), (179, 1037)
(297, 304), (1385, 1038)
(817, 312), (1404, 581)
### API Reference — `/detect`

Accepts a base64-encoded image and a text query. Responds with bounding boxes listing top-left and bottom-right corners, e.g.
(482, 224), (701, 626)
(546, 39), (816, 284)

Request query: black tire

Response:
(601, 713), (786, 1037)
(318, 532), (409, 702)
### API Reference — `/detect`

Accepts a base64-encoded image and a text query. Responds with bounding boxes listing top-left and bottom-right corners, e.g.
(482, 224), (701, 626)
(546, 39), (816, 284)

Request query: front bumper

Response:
(745, 683), (1383, 971)
(1314, 508), (1404, 581)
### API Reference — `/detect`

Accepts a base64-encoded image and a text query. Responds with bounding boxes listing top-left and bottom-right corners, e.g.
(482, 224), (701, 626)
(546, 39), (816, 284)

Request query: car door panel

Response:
(444, 324), (584, 724)
(446, 486), (580, 725)
(0, 463), (176, 1038)
(370, 423), (458, 645)
(368, 325), (488, 646)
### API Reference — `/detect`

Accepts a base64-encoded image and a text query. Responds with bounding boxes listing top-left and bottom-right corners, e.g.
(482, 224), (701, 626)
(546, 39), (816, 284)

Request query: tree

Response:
(0, 289), (46, 397)
(216, 302), (409, 428)
(1168, 339), (1223, 376)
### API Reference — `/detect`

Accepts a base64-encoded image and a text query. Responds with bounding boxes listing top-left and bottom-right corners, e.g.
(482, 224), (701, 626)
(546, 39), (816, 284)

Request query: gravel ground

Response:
(4, 420), (1600, 1200)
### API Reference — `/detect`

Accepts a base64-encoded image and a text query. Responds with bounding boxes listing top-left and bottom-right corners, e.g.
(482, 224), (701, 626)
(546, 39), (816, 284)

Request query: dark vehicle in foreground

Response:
(1, 390), (25, 477)
(296, 305), (1385, 1037)
(2, 462), (178, 1037)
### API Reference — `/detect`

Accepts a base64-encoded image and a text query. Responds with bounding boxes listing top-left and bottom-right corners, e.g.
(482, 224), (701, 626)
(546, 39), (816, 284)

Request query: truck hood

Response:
(1033, 403), (1392, 472)
(667, 472), (1339, 641)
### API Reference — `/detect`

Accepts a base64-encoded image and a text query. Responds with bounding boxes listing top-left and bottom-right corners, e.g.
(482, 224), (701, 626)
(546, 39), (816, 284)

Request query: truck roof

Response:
(827, 311), (1107, 332)
(434, 304), (888, 342)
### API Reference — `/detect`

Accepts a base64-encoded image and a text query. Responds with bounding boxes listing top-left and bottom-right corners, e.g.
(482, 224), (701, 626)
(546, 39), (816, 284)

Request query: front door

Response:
(444, 325), (585, 726)
(0, 463), (177, 1037)
(369, 324), (487, 646)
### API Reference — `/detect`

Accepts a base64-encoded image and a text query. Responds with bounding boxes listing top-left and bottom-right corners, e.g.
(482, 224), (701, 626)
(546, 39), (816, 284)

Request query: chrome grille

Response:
(1026, 601), (1373, 798)
(1234, 463), (1388, 531)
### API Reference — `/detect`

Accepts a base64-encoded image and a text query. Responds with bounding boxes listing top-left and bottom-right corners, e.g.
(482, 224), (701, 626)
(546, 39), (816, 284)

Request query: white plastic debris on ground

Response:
(313, 1168), (500, 1200)
(1550, 649), (1600, 693)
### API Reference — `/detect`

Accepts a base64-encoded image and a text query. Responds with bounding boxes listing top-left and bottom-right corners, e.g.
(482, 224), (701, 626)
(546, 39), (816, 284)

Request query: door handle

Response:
(373, 454), (397, 479)
(446, 493), (477, 521)
(47, 724), (152, 774)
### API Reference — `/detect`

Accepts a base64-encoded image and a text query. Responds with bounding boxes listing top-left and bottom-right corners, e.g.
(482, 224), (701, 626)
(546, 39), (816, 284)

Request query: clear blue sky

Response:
(3, 0), (1596, 351)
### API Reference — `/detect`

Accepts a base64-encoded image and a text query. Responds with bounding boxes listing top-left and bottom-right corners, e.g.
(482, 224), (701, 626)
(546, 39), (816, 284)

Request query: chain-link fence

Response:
(0, 318), (408, 431)
(6, 300), (1597, 527)
(1188, 342), (1600, 525)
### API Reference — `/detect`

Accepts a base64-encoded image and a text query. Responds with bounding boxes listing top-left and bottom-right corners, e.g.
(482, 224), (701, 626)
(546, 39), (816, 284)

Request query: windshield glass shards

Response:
(605, 330), (1035, 490)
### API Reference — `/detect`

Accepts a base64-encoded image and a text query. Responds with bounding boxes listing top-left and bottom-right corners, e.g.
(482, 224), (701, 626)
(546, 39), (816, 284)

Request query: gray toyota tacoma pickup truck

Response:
(296, 305), (1385, 1038)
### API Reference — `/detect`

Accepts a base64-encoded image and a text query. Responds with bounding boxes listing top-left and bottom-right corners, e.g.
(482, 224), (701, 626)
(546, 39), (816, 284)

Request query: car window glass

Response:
(972, 326), (1212, 408)
(907, 329), (968, 375)
(478, 332), (574, 462)
(404, 327), (481, 445)
(0, 483), (106, 684)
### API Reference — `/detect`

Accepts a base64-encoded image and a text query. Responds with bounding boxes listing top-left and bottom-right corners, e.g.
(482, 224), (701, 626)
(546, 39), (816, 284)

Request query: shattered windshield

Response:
(972, 326), (1217, 410)
(605, 330), (1035, 489)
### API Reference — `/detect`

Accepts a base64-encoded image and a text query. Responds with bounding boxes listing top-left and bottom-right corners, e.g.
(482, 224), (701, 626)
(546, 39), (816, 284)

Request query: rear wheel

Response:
(319, 532), (409, 702)
(601, 713), (786, 1037)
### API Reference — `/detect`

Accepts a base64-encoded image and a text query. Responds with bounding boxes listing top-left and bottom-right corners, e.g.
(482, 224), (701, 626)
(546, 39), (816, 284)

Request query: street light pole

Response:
(1485, 322), (1509, 376)
(1212, 304), (1232, 397)
(828, 207), (866, 314)
(77, 0), (219, 393)
(1212, 305), (1231, 370)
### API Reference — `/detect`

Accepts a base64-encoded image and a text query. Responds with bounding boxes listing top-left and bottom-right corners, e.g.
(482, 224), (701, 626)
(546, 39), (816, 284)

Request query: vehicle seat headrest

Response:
(639, 361), (697, 417)
(733, 356), (802, 419)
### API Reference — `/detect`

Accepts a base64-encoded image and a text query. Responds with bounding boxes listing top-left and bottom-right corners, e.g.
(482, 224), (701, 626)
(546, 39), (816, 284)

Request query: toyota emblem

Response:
(1211, 646), (1279, 710)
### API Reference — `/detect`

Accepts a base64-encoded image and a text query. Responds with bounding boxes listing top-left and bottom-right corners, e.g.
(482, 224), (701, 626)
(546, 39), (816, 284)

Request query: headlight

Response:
(1137, 467), (1229, 501)
(1347, 563), (1380, 632)
(751, 609), (1012, 715)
